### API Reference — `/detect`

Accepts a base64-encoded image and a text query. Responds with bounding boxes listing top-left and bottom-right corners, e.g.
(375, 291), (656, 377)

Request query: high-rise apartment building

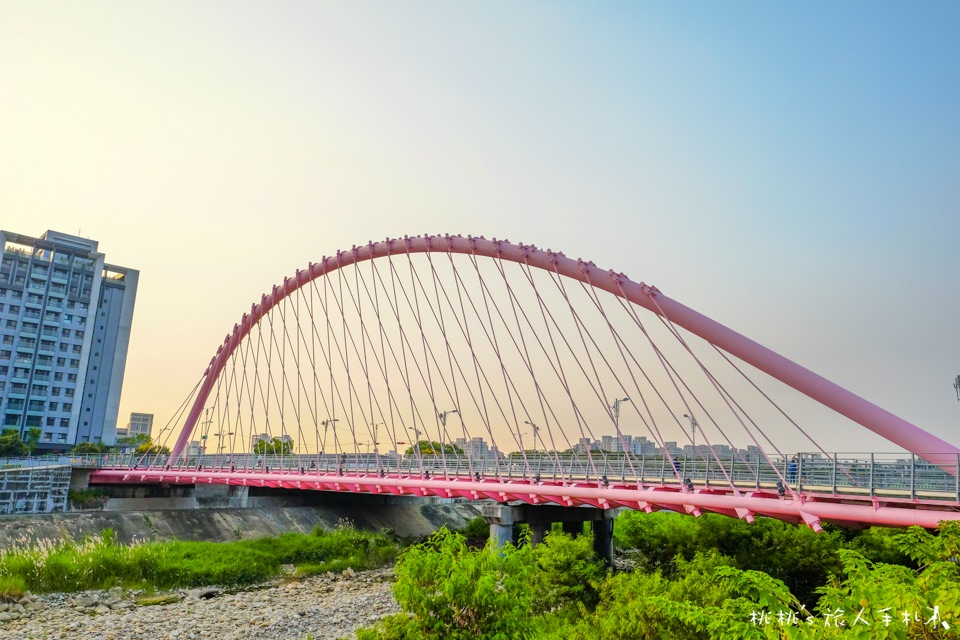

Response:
(0, 230), (138, 451)
(116, 412), (153, 438)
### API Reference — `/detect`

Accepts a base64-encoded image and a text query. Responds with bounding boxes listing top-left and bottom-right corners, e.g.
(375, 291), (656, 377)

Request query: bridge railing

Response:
(62, 450), (960, 503)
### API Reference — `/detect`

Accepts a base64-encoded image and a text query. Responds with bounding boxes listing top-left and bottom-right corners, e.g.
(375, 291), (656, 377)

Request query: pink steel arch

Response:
(170, 234), (960, 468)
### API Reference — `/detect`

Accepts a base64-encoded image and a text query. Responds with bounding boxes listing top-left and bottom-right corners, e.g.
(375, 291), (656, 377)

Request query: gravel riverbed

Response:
(0, 567), (399, 640)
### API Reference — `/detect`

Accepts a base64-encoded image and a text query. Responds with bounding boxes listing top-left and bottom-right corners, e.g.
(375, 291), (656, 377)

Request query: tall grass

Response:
(0, 526), (398, 593)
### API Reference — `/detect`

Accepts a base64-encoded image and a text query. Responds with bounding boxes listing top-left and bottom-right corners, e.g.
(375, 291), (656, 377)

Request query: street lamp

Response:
(954, 375), (960, 402)
(321, 419), (338, 455)
(683, 414), (698, 452)
(611, 397), (629, 445)
(439, 409), (458, 456)
(523, 420), (540, 453)
(213, 431), (234, 455)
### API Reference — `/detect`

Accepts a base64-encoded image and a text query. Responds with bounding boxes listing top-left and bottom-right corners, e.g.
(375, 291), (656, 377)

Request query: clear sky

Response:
(1, 2), (958, 452)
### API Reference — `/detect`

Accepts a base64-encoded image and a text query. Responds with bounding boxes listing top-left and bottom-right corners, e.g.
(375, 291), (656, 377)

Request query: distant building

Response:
(456, 436), (491, 459)
(117, 411), (153, 438)
(0, 230), (138, 450)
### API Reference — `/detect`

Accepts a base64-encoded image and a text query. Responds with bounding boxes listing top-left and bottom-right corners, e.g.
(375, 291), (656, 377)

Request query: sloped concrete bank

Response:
(0, 501), (481, 548)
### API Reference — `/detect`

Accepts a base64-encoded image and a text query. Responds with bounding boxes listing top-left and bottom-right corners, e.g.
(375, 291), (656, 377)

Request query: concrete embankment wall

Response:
(0, 502), (482, 548)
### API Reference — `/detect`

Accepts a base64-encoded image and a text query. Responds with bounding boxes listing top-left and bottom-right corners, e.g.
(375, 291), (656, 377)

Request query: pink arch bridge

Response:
(92, 235), (960, 530)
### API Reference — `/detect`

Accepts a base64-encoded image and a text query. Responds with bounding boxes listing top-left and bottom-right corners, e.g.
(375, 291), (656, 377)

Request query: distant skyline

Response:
(1, 2), (958, 452)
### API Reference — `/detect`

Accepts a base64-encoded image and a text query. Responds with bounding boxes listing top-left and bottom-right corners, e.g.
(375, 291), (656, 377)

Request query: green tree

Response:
(403, 440), (463, 456)
(71, 442), (108, 455)
(116, 433), (152, 449)
(253, 437), (293, 455)
(135, 438), (171, 456)
(0, 429), (29, 457)
(23, 427), (41, 453)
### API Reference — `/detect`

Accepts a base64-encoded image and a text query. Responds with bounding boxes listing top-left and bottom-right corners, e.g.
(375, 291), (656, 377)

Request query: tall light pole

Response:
(523, 420), (540, 453)
(439, 409), (458, 454)
(954, 375), (960, 402)
(321, 419), (338, 455)
(612, 397), (629, 453)
(213, 431), (234, 455)
(683, 414), (698, 452)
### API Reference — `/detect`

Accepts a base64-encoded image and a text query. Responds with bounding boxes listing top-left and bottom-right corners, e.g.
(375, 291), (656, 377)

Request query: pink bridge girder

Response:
(171, 234), (960, 472)
(89, 468), (960, 530)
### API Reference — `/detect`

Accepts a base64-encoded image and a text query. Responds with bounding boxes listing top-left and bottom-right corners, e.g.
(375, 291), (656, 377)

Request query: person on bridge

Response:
(788, 456), (798, 484)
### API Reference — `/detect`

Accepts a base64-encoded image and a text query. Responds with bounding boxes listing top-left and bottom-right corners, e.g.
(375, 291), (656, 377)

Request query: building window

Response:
(62, 329), (71, 338)
(59, 418), (69, 428)
(57, 433), (67, 442)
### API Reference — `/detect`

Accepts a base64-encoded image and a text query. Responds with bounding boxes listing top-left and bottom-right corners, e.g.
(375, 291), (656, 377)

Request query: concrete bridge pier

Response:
(481, 504), (616, 565)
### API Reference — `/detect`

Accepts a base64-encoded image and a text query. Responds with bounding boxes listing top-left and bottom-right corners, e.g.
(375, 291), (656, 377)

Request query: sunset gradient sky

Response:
(1, 2), (958, 451)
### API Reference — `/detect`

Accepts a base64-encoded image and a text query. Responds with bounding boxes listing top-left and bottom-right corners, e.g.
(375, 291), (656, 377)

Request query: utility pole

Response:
(439, 409), (458, 454)
(683, 414), (698, 452)
(612, 397), (629, 452)
(321, 419), (338, 455)
(523, 420), (540, 453)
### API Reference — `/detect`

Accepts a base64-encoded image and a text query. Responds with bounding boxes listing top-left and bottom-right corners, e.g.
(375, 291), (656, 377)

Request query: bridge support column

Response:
(591, 515), (614, 567)
(528, 521), (549, 546)
(482, 504), (522, 547)
(481, 504), (617, 564)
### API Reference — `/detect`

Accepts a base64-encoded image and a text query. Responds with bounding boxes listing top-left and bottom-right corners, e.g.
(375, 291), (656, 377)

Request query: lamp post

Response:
(612, 397), (629, 450)
(439, 409), (458, 459)
(213, 431), (234, 456)
(523, 420), (540, 454)
(954, 375), (960, 402)
(683, 414), (698, 452)
(321, 419), (338, 455)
